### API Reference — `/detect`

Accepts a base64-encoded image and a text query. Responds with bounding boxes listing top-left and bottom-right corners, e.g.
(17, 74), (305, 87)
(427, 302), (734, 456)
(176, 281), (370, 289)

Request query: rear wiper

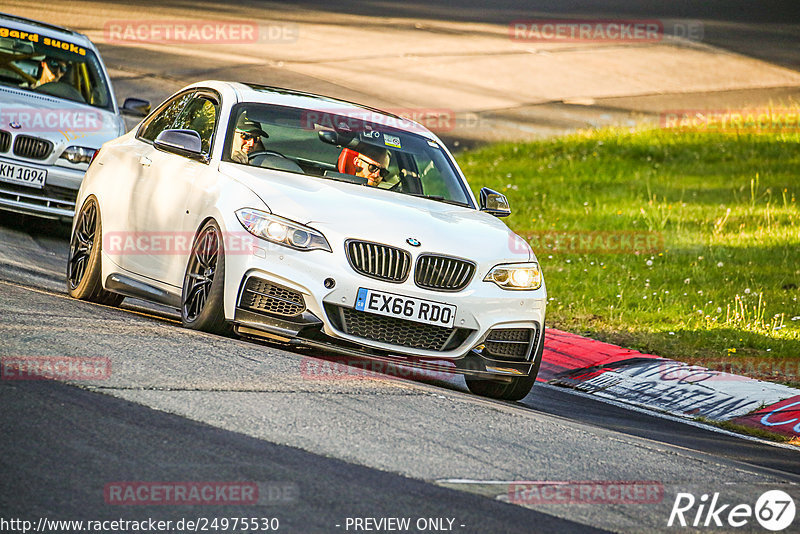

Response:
(407, 193), (468, 207)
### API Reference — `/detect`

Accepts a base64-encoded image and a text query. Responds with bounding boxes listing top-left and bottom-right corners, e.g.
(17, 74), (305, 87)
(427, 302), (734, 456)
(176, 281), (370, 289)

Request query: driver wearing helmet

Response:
(231, 120), (268, 164)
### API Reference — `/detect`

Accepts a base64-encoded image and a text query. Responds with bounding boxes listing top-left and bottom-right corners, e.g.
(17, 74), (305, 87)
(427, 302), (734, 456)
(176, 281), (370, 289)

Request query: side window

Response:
(173, 96), (218, 155)
(413, 152), (448, 197)
(138, 92), (194, 143)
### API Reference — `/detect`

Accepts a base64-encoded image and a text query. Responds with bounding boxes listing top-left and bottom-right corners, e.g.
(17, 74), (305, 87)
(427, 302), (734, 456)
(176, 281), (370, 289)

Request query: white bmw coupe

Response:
(68, 81), (547, 400)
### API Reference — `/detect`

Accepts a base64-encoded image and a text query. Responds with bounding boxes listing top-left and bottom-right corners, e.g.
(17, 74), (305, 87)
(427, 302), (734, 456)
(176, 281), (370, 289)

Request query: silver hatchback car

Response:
(0, 13), (149, 220)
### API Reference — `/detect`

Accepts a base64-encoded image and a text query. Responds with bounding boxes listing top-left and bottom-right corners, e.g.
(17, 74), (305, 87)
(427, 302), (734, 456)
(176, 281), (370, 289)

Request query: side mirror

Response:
(154, 129), (207, 162)
(121, 97), (151, 117)
(479, 187), (511, 217)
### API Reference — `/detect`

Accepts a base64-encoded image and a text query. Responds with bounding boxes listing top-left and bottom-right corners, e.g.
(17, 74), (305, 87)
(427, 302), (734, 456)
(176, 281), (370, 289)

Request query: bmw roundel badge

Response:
(406, 238), (421, 247)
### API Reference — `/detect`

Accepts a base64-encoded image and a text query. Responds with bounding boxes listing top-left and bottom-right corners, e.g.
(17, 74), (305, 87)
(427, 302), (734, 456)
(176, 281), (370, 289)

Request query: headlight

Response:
(484, 262), (542, 290)
(236, 208), (331, 252)
(59, 146), (96, 165)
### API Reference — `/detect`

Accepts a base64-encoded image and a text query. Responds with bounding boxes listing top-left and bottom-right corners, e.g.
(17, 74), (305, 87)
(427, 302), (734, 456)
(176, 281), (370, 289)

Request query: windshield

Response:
(0, 26), (112, 110)
(223, 103), (473, 207)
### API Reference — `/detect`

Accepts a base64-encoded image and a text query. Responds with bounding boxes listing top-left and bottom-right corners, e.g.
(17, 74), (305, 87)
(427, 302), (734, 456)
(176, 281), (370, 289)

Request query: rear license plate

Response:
(0, 159), (47, 189)
(355, 288), (457, 328)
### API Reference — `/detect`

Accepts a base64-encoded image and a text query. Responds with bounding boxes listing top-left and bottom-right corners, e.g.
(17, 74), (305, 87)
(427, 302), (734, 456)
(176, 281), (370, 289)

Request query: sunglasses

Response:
(358, 157), (390, 178)
(238, 132), (258, 141)
(47, 60), (67, 73)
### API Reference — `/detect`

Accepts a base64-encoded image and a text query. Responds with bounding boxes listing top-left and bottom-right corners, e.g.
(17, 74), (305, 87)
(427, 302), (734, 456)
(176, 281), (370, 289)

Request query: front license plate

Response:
(0, 159), (47, 189)
(355, 288), (457, 328)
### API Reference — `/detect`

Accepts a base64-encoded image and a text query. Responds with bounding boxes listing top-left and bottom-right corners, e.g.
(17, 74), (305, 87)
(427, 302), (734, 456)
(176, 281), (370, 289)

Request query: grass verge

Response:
(693, 416), (794, 444)
(460, 126), (800, 386)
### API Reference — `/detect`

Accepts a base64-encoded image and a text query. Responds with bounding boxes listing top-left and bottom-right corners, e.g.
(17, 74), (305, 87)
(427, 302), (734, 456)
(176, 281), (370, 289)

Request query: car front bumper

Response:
(223, 238), (546, 375)
(0, 160), (83, 219)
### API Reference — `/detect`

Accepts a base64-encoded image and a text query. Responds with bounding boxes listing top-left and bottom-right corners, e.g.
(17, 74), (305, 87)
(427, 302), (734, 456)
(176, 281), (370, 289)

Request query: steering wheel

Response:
(34, 81), (86, 103)
(248, 150), (286, 161)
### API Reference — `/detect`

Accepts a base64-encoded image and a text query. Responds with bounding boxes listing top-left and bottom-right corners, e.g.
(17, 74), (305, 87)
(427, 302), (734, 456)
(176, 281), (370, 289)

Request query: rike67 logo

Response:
(668, 490), (796, 531)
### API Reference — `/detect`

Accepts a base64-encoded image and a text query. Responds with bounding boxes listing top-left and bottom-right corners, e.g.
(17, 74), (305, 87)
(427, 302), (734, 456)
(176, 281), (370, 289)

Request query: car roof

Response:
(205, 80), (440, 141)
(0, 12), (95, 50)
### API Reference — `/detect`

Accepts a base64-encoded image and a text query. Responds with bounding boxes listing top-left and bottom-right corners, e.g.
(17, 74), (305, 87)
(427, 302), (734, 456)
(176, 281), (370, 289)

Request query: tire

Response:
(181, 219), (231, 335)
(67, 197), (124, 306)
(465, 327), (545, 401)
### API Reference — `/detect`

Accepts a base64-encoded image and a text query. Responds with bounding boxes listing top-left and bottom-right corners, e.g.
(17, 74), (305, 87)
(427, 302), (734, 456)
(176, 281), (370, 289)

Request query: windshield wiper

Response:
(407, 193), (468, 207)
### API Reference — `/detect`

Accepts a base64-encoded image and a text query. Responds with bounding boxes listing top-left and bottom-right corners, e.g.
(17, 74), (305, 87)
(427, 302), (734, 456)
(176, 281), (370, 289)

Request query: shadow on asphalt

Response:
(0, 378), (608, 534)
(0, 210), (71, 239)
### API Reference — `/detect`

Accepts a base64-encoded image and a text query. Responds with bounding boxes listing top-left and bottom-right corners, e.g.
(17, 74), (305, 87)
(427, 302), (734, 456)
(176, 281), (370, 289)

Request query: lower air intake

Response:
(239, 277), (305, 317)
(482, 327), (538, 361)
(325, 304), (472, 352)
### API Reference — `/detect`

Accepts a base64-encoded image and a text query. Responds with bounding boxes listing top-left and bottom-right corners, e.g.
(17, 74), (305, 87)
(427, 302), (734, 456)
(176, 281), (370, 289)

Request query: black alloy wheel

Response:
(67, 197), (123, 306)
(181, 220), (230, 334)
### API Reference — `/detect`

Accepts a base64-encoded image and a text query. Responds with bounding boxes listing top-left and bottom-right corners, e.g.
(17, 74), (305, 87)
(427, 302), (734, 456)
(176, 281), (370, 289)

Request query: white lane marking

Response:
(438, 479), (517, 484)
(536, 383), (799, 450)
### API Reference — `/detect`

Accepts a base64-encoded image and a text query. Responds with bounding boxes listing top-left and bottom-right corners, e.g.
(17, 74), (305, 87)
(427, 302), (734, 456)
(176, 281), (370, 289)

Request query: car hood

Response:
(0, 87), (123, 153)
(222, 163), (533, 263)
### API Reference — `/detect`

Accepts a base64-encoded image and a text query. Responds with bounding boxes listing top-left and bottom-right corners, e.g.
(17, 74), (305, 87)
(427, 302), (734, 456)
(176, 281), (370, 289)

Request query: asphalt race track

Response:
(2, 213), (800, 532)
(2, 2), (800, 533)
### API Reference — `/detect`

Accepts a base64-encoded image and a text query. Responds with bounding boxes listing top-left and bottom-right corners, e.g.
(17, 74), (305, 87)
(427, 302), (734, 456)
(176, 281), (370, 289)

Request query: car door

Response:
(157, 91), (221, 287)
(103, 91), (193, 274)
(127, 91), (221, 287)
